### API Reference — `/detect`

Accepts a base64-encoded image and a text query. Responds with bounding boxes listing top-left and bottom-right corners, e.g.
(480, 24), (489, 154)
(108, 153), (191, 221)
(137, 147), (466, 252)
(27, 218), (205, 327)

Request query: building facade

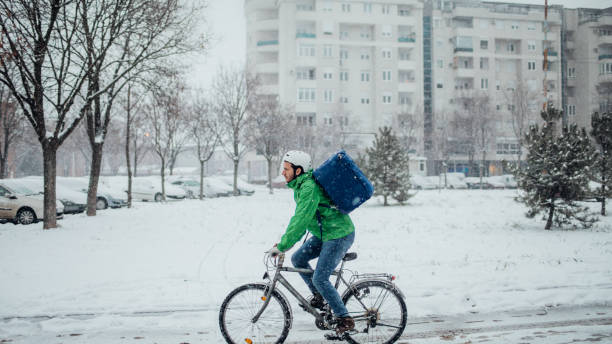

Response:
(245, 0), (609, 176)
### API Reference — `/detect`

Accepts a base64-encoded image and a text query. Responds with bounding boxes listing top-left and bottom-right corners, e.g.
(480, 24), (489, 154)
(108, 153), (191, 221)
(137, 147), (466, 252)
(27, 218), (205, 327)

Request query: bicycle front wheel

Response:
(342, 280), (407, 344)
(219, 283), (292, 344)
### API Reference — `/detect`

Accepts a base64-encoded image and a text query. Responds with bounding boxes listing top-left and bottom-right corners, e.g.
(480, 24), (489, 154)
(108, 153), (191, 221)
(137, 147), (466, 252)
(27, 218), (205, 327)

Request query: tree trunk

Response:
(233, 158), (239, 196)
(480, 150), (485, 189)
(125, 99), (132, 208)
(0, 156), (6, 179)
(199, 160), (205, 200)
(42, 142), (58, 229)
(602, 182), (606, 216)
(133, 137), (138, 177)
(86, 144), (103, 216)
(267, 158), (274, 194)
(160, 158), (166, 200)
(545, 201), (555, 230)
(383, 195), (388, 206)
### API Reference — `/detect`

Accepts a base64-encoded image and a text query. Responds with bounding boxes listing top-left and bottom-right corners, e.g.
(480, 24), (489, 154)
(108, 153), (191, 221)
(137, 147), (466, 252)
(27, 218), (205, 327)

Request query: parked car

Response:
(410, 175), (439, 190)
(54, 177), (125, 210)
(0, 182), (63, 225)
(216, 176), (255, 196)
(441, 172), (468, 189)
(60, 199), (87, 214)
(130, 178), (187, 201)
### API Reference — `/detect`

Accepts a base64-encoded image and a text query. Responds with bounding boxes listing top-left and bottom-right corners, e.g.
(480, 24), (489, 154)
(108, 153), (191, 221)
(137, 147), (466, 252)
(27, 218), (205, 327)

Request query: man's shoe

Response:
(309, 293), (326, 310)
(335, 316), (355, 334)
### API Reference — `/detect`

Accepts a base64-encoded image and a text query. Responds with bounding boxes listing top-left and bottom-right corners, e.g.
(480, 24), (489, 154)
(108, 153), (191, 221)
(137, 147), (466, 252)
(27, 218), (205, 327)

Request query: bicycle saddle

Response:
(343, 252), (357, 261)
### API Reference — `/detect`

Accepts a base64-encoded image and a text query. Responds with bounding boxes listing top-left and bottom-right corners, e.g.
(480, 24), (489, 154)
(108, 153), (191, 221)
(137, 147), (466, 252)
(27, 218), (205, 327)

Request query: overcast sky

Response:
(187, 0), (611, 90)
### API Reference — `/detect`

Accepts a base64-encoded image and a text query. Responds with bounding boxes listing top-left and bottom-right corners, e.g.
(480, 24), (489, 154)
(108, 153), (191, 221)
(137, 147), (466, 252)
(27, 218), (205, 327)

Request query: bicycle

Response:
(219, 251), (407, 344)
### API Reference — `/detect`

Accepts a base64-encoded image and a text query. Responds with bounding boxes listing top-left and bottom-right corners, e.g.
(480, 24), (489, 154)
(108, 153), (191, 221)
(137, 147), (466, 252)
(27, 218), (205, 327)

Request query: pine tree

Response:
(590, 112), (612, 216)
(515, 107), (598, 229)
(365, 127), (412, 206)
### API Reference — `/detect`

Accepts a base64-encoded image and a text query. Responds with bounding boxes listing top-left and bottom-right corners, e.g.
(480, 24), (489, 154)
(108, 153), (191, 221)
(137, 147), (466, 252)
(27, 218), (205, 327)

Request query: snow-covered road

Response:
(1, 188), (611, 342)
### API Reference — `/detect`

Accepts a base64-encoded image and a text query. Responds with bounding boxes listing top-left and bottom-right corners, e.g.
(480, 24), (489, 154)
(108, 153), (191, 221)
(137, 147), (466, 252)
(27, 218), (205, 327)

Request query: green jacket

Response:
(277, 171), (355, 252)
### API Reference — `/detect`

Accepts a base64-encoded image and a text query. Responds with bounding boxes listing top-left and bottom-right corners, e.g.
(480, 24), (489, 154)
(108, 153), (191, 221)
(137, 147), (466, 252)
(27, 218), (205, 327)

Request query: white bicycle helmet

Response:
(283, 150), (312, 172)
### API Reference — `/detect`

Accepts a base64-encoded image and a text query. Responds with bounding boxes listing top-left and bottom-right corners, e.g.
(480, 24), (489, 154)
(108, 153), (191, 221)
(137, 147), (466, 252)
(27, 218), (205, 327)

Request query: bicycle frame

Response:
(252, 253), (353, 324)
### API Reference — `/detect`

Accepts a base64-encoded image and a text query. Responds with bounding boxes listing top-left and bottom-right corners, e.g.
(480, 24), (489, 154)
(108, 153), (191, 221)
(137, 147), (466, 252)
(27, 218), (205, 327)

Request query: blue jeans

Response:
(291, 231), (355, 318)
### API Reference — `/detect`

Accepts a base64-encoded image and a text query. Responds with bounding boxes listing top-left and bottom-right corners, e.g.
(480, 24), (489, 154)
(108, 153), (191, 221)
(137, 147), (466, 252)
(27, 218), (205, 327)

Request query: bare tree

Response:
(0, 82), (25, 178)
(212, 65), (257, 195)
(454, 92), (495, 184)
(430, 110), (453, 187)
(505, 81), (538, 169)
(0, 1), (93, 228)
(189, 96), (218, 199)
(394, 106), (423, 154)
(80, 0), (206, 216)
(144, 74), (187, 200)
(248, 95), (294, 194)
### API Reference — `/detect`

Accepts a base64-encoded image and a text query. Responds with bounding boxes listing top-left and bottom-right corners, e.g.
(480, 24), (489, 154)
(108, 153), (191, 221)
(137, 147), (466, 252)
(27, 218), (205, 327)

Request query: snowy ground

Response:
(1, 187), (611, 343)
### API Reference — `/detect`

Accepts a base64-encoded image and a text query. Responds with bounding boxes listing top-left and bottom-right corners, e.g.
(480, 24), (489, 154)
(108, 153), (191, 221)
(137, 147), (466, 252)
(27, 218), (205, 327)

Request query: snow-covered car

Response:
(216, 176), (255, 196)
(0, 182), (64, 225)
(410, 175), (439, 190)
(130, 178), (187, 201)
(171, 179), (201, 198)
(60, 199), (86, 214)
(270, 175), (287, 189)
(441, 172), (468, 189)
(202, 177), (233, 197)
(54, 177), (125, 210)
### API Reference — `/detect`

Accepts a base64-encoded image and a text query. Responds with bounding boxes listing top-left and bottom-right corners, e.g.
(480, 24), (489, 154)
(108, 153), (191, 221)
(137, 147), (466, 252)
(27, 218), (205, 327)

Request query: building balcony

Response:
(599, 54), (612, 61)
(258, 84), (279, 95)
(454, 47), (473, 53)
(398, 60), (416, 70)
(296, 32), (316, 39)
(255, 62), (278, 74)
(256, 19), (278, 31)
(455, 68), (474, 78)
(598, 35), (612, 46)
(398, 34), (416, 43)
(544, 50), (558, 59)
(398, 82), (417, 93)
(599, 73), (612, 85)
(257, 40), (278, 47)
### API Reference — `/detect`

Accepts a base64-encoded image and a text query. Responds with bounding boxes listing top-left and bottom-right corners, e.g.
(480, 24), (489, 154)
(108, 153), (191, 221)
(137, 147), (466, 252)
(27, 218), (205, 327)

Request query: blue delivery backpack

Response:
(313, 150), (374, 214)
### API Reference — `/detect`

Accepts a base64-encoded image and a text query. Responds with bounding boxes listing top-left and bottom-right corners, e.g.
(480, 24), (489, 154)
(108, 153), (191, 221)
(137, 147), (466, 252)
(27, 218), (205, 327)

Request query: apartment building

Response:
(245, 0), (607, 176)
(245, 0), (425, 157)
(429, 0), (563, 175)
(563, 7), (612, 130)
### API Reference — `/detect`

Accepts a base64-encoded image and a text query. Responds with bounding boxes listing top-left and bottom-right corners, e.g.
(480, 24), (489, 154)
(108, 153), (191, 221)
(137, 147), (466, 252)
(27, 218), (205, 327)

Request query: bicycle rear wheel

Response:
(219, 283), (292, 344)
(341, 280), (407, 344)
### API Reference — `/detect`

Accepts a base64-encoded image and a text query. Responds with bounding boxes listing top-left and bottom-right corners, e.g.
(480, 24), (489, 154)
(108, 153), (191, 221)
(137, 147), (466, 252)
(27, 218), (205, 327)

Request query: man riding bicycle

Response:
(267, 150), (356, 335)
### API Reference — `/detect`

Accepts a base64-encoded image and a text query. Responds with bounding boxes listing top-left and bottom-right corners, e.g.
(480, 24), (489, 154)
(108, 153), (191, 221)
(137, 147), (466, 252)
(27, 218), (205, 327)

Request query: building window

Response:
(480, 40), (488, 50)
(496, 104), (501, 111)
(480, 57), (489, 70)
(342, 3), (351, 12)
(382, 4), (390, 14)
(322, 21), (334, 35)
(296, 3), (314, 11)
(382, 49), (391, 59)
(511, 22), (519, 30)
(296, 67), (316, 80)
(340, 96), (349, 103)
(322, 45), (333, 57)
(437, 59), (443, 68)
(568, 104), (576, 116)
(496, 143), (520, 155)
(481, 78), (488, 89)
(296, 112), (316, 126)
(527, 40), (536, 51)
(382, 70), (391, 81)
(382, 94), (392, 104)
(298, 44), (315, 57)
(363, 3), (371, 13)
(340, 31), (349, 40)
(340, 70), (349, 81)
(360, 97), (370, 104)
(507, 42), (515, 52)
(507, 104), (515, 111)
(496, 80), (501, 91)
(297, 88), (316, 102)
(527, 22), (537, 31)
(360, 51), (370, 60)
(528, 61), (536, 71)
(436, 83), (443, 88)
(324, 89), (334, 103)
(340, 49), (348, 60)
(321, 2), (333, 11)
(381, 25), (392, 37)
(568, 67), (575, 78)
(323, 71), (333, 79)
(361, 71), (370, 82)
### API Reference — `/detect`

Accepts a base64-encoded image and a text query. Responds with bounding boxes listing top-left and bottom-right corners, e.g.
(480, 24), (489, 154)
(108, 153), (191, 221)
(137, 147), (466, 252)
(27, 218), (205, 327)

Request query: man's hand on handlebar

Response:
(266, 243), (282, 258)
